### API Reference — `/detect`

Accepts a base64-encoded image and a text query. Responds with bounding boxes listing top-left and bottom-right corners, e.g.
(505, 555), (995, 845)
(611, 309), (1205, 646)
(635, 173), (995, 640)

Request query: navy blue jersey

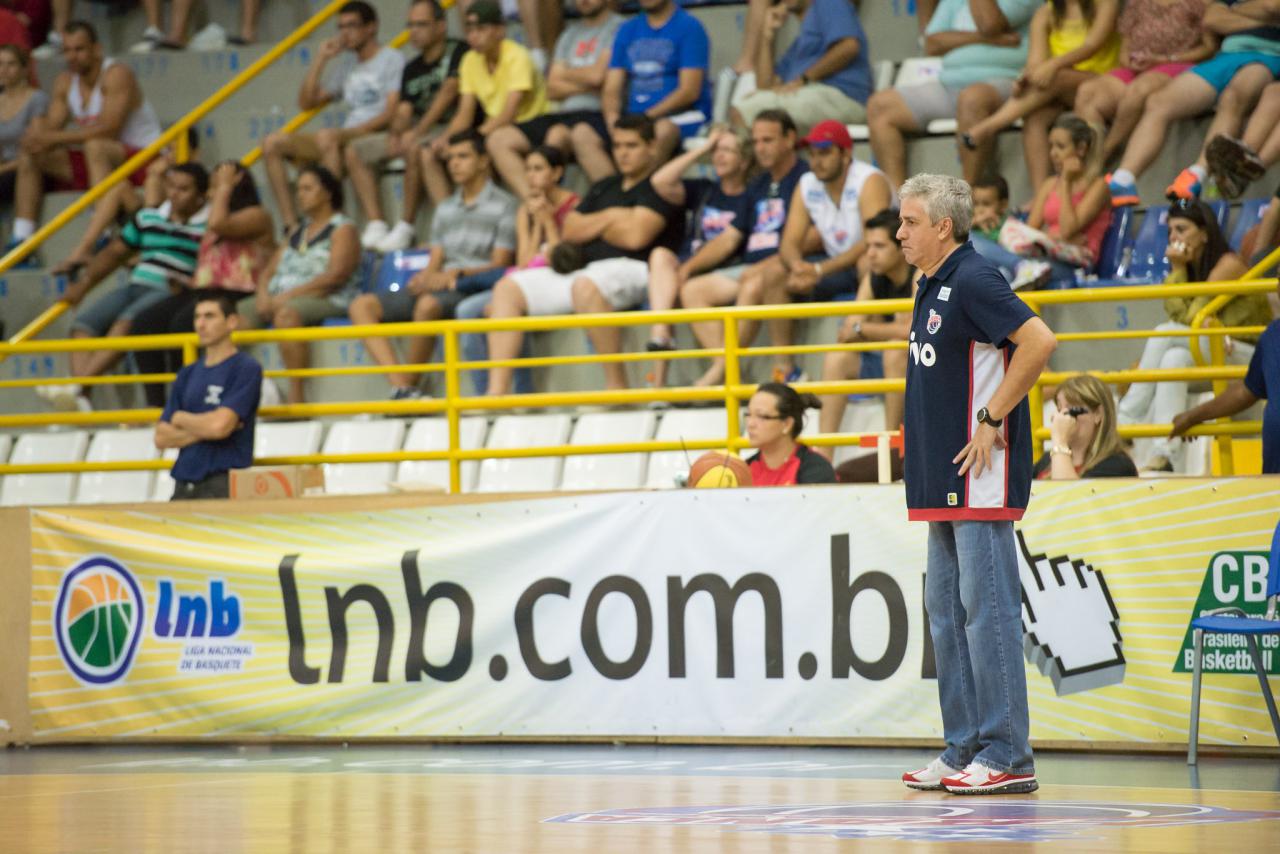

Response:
(162, 351), (262, 482)
(742, 159), (808, 264)
(1243, 320), (1280, 474)
(903, 242), (1037, 521)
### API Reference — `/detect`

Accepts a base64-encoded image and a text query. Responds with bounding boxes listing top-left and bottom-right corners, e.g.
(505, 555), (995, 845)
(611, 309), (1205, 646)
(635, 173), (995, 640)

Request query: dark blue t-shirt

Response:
(162, 351), (263, 482)
(680, 178), (751, 261)
(1244, 320), (1280, 474)
(903, 242), (1037, 521)
(609, 8), (712, 119)
(742, 158), (809, 265)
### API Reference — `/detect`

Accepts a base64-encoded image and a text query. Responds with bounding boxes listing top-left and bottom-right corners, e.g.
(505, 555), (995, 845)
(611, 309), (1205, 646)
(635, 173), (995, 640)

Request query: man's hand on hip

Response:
(954, 421), (1006, 478)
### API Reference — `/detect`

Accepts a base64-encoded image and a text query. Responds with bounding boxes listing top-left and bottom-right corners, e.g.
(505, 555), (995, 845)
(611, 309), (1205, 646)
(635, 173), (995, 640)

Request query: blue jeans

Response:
(456, 290), (533, 396)
(970, 235), (1078, 289)
(925, 520), (1034, 775)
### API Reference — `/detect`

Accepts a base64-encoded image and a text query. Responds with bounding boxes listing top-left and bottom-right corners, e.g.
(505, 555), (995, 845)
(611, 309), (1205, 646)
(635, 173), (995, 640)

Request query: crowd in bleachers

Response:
(3, 0), (1280, 485)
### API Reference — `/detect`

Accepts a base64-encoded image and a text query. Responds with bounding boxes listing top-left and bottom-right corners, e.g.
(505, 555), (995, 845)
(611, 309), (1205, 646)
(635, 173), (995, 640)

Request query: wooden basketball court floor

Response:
(1, 743), (1278, 852)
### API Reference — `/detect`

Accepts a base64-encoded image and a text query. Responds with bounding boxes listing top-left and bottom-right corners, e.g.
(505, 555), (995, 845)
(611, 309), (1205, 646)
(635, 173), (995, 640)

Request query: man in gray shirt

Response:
(348, 129), (517, 399)
(486, 0), (622, 198)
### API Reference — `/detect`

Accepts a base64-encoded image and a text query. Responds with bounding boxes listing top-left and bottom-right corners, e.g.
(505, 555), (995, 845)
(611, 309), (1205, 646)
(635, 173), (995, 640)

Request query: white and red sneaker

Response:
(902, 756), (960, 791)
(941, 762), (1038, 795)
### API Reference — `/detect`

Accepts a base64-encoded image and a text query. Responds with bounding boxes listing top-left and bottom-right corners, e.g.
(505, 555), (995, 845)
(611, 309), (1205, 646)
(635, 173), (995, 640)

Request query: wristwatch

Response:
(976, 407), (1003, 428)
(851, 320), (863, 340)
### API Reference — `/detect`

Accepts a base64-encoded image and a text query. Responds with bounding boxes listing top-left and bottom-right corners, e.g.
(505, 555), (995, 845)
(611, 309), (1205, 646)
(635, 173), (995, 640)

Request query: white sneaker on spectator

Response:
(130, 26), (166, 53)
(259, 378), (282, 409)
(32, 32), (63, 59)
(529, 47), (548, 76)
(1011, 259), (1051, 291)
(36, 383), (82, 407)
(377, 221), (416, 254)
(361, 220), (391, 251)
(189, 23), (228, 51)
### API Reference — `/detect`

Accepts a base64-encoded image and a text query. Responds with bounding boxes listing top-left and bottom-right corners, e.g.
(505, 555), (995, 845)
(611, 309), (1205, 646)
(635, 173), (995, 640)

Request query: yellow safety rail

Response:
(1, 280), (1274, 491)
(0, 0), (408, 361)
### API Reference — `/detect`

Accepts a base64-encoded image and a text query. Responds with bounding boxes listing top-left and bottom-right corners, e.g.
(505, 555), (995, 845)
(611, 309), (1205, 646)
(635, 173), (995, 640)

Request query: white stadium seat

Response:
(0, 431), (90, 507)
(396, 416), (489, 493)
(477, 413), (573, 492)
(75, 428), (159, 504)
(0, 434), (11, 464)
(847, 60), (897, 141)
(561, 410), (658, 491)
(255, 421), (325, 459)
(645, 409), (732, 489)
(152, 448), (179, 502)
(321, 419), (407, 494)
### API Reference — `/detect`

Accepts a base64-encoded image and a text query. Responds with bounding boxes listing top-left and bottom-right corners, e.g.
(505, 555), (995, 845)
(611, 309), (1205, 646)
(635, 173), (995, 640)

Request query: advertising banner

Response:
(25, 478), (1280, 746)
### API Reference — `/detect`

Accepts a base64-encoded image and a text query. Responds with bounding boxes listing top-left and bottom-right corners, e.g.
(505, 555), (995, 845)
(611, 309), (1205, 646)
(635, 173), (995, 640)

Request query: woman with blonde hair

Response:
(1035, 373), (1137, 479)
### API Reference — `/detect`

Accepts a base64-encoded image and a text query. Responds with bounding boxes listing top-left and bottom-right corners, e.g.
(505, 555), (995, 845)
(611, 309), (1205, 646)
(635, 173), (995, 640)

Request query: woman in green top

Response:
(1118, 199), (1273, 471)
(237, 165), (361, 405)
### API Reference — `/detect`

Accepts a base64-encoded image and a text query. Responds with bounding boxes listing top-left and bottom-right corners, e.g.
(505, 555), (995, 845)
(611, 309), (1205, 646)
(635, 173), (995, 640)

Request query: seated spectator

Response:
(730, 0), (872, 136)
(1107, 2), (1280, 205)
(0, 45), (47, 205)
(131, 162), (276, 407)
(349, 129), (517, 400)
(970, 173), (1012, 243)
(645, 126), (754, 388)
(36, 163), (210, 413)
(262, 1), (403, 233)
(972, 113), (1111, 289)
(1239, 182), (1280, 268)
(680, 109), (808, 388)
(238, 165), (360, 406)
(817, 208), (917, 458)
(744, 382), (836, 485)
(425, 0), (548, 207)
(458, 146), (579, 396)
(154, 293), (263, 501)
(573, 0), (712, 177)
(869, 0), (1040, 188)
(10, 21), (162, 267)
(1035, 373), (1137, 478)
(1171, 311), (1279, 473)
(485, 113), (682, 395)
(1204, 81), (1280, 199)
(769, 120), (895, 382)
(1118, 199), (1270, 471)
(961, 0), (1120, 191)
(356, 0), (467, 253)
(1074, 0), (1215, 165)
(486, 0), (621, 199)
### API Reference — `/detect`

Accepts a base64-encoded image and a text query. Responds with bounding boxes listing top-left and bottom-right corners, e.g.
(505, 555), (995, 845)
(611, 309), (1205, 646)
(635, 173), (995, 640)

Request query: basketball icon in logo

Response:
(54, 556), (146, 686)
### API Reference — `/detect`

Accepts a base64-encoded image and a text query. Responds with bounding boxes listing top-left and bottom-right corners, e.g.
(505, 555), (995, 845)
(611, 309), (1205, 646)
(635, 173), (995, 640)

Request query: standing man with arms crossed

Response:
(896, 174), (1057, 795)
(154, 293), (263, 501)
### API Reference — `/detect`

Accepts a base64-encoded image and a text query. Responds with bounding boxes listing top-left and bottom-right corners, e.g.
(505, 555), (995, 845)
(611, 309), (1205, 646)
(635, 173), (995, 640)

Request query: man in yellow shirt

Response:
(422, 0), (547, 199)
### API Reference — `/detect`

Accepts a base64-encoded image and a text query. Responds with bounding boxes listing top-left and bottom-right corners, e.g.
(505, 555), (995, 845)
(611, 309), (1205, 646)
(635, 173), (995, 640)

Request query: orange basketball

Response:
(687, 451), (753, 488)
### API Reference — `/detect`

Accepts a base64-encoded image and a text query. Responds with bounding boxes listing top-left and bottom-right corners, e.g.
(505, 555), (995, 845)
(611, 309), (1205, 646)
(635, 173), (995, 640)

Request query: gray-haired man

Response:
(895, 173), (1057, 795)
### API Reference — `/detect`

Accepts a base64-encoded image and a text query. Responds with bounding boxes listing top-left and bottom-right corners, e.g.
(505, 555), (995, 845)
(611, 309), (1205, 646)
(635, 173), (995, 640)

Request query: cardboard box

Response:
(229, 466), (325, 499)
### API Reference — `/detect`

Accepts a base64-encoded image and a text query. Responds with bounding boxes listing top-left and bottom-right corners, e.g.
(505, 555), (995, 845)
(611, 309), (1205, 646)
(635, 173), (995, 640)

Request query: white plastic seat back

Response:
(833, 399), (888, 466)
(396, 416), (488, 493)
(894, 56), (943, 88)
(0, 431), (90, 507)
(0, 434), (11, 464)
(321, 419), (407, 494)
(645, 409), (731, 489)
(255, 421), (324, 459)
(561, 411), (657, 490)
(75, 428), (158, 504)
(476, 413), (573, 492)
(153, 449), (179, 502)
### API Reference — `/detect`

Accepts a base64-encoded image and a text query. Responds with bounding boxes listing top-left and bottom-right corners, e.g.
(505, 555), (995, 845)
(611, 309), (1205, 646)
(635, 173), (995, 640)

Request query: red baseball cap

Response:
(803, 120), (853, 151)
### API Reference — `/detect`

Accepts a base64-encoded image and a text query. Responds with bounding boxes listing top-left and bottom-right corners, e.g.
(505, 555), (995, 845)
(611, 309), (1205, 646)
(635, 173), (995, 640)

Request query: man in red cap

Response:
(763, 118), (895, 382)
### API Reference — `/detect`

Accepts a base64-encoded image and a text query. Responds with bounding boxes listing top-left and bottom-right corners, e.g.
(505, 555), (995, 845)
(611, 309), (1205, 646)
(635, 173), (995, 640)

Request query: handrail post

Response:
(723, 316), (741, 448)
(182, 338), (198, 366)
(444, 329), (462, 493)
(1207, 329), (1234, 476)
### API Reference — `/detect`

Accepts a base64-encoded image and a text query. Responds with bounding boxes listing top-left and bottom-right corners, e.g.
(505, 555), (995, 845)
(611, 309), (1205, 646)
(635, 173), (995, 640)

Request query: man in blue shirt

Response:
(1171, 317), (1280, 473)
(572, 0), (711, 172)
(155, 293), (263, 500)
(731, 0), (872, 134)
(896, 174), (1057, 796)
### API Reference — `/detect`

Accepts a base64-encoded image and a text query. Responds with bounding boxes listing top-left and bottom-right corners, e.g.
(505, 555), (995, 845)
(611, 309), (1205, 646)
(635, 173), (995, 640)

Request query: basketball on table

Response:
(687, 451), (752, 488)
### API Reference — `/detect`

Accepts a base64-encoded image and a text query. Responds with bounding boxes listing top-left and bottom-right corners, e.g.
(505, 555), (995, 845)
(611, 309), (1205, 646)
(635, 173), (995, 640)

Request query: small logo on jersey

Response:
(938, 286), (952, 302)
(204, 384), (224, 405)
(833, 229), (849, 248)
(947, 493), (958, 506)
(927, 309), (943, 335)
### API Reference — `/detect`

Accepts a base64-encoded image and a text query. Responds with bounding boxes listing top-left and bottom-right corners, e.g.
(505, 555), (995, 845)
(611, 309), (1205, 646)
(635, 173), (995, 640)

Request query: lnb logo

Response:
(54, 556), (146, 686)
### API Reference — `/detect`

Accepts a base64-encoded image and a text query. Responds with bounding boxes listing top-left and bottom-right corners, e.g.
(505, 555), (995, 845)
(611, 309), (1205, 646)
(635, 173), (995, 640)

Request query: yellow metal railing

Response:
(0, 0), (407, 360)
(1, 280), (1274, 490)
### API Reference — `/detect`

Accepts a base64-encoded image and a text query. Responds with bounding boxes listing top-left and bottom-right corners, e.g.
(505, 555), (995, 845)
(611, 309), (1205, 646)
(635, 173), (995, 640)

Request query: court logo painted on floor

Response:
(546, 801), (1280, 842)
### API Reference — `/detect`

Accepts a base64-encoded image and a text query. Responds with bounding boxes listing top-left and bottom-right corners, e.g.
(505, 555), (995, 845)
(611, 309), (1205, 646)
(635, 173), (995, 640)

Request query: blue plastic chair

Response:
(373, 248), (432, 293)
(1187, 516), (1280, 763)
(1205, 199), (1229, 233)
(1095, 206), (1134, 280)
(1229, 197), (1271, 253)
(1123, 207), (1170, 282)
